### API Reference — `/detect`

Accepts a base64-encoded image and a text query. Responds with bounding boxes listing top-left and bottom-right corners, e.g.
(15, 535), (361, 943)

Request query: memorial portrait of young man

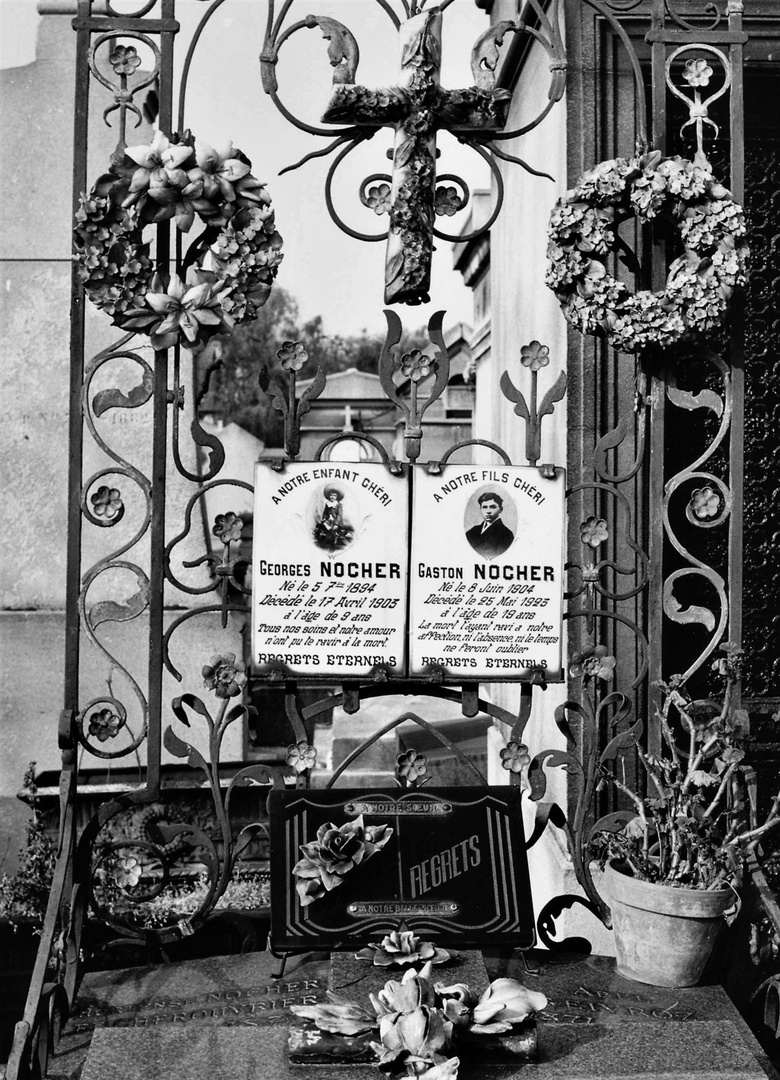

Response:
(464, 490), (515, 559)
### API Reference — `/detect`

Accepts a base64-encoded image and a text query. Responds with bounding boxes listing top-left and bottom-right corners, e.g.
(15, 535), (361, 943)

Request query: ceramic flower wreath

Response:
(74, 130), (283, 353)
(546, 151), (748, 354)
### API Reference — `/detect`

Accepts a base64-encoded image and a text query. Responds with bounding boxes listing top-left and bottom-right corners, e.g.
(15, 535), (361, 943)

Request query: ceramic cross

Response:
(321, 9), (510, 306)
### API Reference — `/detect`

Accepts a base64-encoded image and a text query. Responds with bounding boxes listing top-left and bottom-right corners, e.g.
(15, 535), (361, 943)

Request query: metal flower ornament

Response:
(75, 128), (283, 353)
(260, 0), (565, 305)
(212, 511), (244, 545)
(499, 741), (531, 775)
(89, 484), (124, 523)
(396, 748), (430, 787)
(258, 340), (326, 460)
(285, 740), (318, 774)
(579, 515), (609, 548)
(88, 707), (124, 743)
(500, 340), (567, 468)
(568, 644), (616, 683)
(201, 652), (248, 699)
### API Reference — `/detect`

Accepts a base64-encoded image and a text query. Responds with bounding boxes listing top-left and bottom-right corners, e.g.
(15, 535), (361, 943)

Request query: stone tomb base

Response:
(63, 949), (777, 1080)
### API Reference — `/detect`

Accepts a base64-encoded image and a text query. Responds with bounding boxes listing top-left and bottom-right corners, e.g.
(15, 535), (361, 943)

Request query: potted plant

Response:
(588, 644), (780, 987)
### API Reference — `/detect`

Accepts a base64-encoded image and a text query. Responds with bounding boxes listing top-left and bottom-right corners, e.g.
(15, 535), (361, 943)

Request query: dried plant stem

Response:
(637, 748), (669, 874)
(702, 762), (739, 821)
(608, 771), (651, 859)
(588, 655), (780, 893)
(724, 793), (780, 849)
(657, 699), (681, 769)
(637, 747), (667, 803)
(681, 733), (720, 795)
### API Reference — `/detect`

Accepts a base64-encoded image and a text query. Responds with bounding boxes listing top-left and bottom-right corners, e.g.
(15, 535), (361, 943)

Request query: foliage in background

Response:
(0, 758), (270, 931)
(0, 764), (56, 923)
(200, 287), (428, 445)
(102, 868), (270, 931)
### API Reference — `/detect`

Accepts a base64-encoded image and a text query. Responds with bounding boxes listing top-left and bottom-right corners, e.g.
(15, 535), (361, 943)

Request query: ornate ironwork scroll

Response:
(520, 0), (752, 951)
(647, 0), (746, 700)
(7, 3), (177, 1074)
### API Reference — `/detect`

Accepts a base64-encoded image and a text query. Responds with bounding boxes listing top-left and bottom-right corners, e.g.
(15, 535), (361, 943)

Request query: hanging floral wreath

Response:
(74, 130), (283, 353)
(545, 152), (748, 354)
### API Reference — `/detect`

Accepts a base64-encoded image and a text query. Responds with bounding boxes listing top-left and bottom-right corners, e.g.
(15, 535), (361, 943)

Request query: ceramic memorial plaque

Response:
(252, 462), (409, 679)
(409, 465), (566, 681)
(269, 786), (534, 951)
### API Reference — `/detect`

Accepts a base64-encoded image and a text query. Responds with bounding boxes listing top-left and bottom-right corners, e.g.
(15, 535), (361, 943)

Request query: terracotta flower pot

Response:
(603, 861), (736, 987)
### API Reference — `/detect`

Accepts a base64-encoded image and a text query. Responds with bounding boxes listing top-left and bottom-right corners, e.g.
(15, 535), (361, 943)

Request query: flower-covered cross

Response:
(319, 9), (509, 304)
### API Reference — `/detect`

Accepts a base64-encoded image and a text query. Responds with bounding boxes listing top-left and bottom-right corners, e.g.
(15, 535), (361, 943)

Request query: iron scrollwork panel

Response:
(8, 4), (181, 1075)
(527, 0), (751, 951)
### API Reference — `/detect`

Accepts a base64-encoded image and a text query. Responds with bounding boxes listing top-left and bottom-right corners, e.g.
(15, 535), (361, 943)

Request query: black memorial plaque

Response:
(269, 787), (534, 951)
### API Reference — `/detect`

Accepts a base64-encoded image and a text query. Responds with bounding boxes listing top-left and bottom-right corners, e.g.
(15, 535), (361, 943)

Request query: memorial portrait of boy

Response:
(312, 485), (355, 552)
(464, 490), (515, 559)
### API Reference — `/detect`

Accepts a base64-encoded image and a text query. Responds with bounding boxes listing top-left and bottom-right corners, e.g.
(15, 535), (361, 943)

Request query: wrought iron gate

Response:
(8, 0), (770, 1076)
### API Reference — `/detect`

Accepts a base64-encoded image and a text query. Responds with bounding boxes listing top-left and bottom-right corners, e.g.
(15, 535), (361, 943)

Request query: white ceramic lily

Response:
(469, 978), (548, 1034)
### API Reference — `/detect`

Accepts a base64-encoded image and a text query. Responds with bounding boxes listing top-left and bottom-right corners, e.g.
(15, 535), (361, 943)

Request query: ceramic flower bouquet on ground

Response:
(291, 960), (547, 1079)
